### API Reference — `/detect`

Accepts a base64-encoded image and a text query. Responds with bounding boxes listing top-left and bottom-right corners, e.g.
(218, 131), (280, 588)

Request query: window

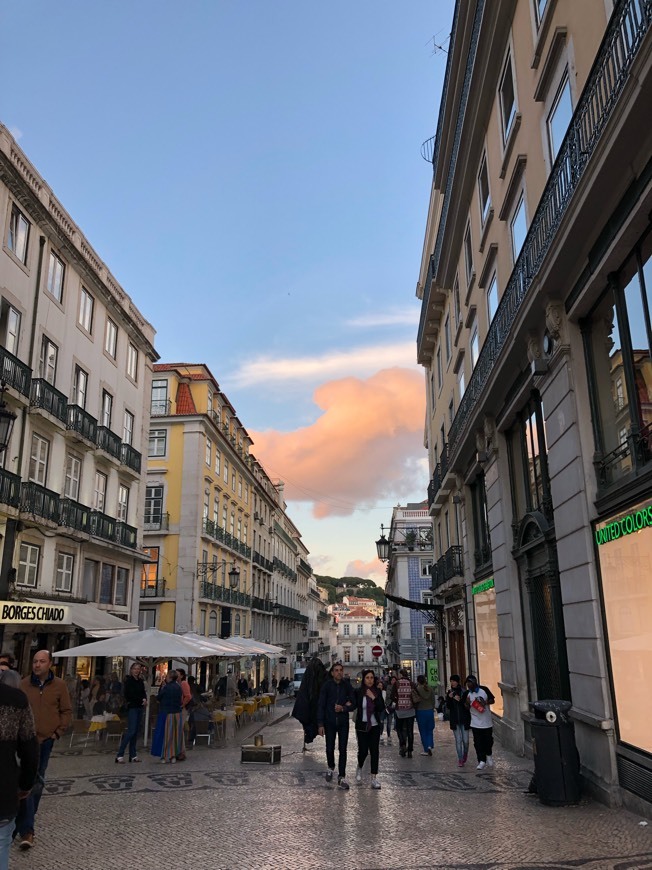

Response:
(47, 252), (65, 302)
(215, 448), (221, 475)
(203, 492), (209, 521)
(478, 154), (490, 222)
(229, 512), (235, 536)
(83, 559), (98, 601)
(470, 320), (479, 369)
(200, 609), (206, 635)
(123, 410), (134, 446)
(206, 438), (212, 466)
(208, 612), (218, 636)
(7, 205), (29, 263)
(17, 543), (39, 587)
(148, 429), (167, 457)
(145, 486), (163, 526)
(105, 319), (118, 359)
(231, 471), (236, 493)
(127, 343), (138, 381)
(29, 433), (49, 484)
(151, 379), (168, 415)
(357, 647), (365, 663)
(72, 365), (88, 408)
(213, 495), (219, 526)
(547, 72), (573, 163)
(444, 315), (451, 362)
(453, 277), (461, 327)
(343, 624), (350, 636)
(357, 624), (364, 636)
(94, 471), (107, 511)
(117, 484), (129, 522)
(510, 194), (528, 262)
(420, 559), (433, 578)
(449, 399), (454, 428)
(64, 453), (81, 500)
(139, 609), (156, 630)
(436, 348), (442, 391)
(534, 0), (549, 26)
(115, 567), (128, 606)
(238, 475), (242, 498)
(99, 563), (114, 604)
(464, 224), (473, 284)
(78, 288), (94, 333)
(458, 366), (466, 400)
(101, 390), (113, 428)
(499, 52), (517, 141)
(344, 648), (351, 663)
(2, 304), (21, 355)
(55, 553), (74, 592)
(234, 613), (241, 635)
(39, 337), (58, 384)
(244, 483), (249, 505)
(487, 274), (498, 323)
(223, 458), (229, 484)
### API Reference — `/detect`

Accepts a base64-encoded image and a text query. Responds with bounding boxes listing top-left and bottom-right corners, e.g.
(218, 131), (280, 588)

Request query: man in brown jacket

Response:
(15, 649), (72, 851)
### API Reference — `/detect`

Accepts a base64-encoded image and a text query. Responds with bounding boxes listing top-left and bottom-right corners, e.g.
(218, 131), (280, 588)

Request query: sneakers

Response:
(407, 752), (413, 758)
(399, 748), (406, 757)
(462, 752), (468, 763)
(129, 757), (141, 763)
(458, 759), (465, 767)
(325, 769), (334, 783)
(379, 736), (385, 745)
(477, 761), (486, 770)
(487, 755), (494, 767)
(19, 833), (34, 851)
(355, 767), (362, 784)
(337, 776), (350, 790)
(386, 738), (393, 746)
(115, 756), (125, 764)
(420, 749), (432, 756)
(371, 777), (381, 790)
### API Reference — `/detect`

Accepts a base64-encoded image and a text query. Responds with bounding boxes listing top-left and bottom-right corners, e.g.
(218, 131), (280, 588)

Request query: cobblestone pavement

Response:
(12, 702), (651, 870)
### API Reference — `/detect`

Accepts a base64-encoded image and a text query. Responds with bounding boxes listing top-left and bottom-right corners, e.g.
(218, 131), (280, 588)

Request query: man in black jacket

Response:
(0, 678), (38, 867)
(317, 663), (355, 789)
(115, 662), (147, 763)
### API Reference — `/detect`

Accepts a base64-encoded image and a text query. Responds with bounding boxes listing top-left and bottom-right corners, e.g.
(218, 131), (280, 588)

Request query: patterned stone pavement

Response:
(11, 701), (652, 870)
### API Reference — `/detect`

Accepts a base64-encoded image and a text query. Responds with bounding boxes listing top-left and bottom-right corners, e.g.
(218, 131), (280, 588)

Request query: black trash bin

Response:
(530, 699), (581, 806)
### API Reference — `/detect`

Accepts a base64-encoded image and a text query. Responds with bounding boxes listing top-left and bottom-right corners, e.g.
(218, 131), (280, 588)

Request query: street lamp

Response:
(375, 615), (382, 628)
(302, 625), (308, 637)
(228, 565), (240, 589)
(375, 524), (391, 562)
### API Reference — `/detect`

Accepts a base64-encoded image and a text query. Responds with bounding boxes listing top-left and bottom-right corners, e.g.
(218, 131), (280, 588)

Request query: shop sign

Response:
(472, 578), (494, 596)
(426, 659), (439, 686)
(0, 601), (70, 624)
(595, 504), (652, 545)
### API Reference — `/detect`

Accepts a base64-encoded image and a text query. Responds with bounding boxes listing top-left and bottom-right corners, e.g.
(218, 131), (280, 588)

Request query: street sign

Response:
(0, 601), (70, 625)
(371, 644), (383, 657)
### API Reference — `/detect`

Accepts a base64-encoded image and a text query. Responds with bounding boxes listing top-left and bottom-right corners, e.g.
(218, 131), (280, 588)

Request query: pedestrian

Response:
(0, 651), (15, 670)
(0, 670), (38, 870)
(354, 669), (385, 789)
(237, 673), (249, 698)
(414, 674), (436, 756)
(445, 675), (471, 767)
(176, 667), (191, 758)
(465, 674), (494, 769)
(292, 656), (327, 749)
(105, 671), (123, 714)
(390, 669), (416, 758)
(187, 675), (203, 745)
(115, 662), (147, 764)
(260, 676), (269, 694)
(16, 649), (72, 851)
(383, 675), (397, 746)
(271, 675), (278, 692)
(317, 662), (355, 789)
(79, 679), (91, 719)
(151, 670), (185, 764)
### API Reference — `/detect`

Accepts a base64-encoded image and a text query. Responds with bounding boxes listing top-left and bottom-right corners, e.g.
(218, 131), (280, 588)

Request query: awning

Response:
(384, 591), (433, 612)
(27, 598), (138, 638)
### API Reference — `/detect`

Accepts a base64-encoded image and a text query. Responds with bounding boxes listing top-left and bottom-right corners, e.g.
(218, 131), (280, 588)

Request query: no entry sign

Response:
(371, 644), (383, 658)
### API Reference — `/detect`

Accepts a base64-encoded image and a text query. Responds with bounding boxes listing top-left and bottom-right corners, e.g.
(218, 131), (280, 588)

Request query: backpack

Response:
(479, 685), (496, 705)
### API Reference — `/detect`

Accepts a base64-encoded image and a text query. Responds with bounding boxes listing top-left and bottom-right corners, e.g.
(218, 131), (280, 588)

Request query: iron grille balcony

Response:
(199, 580), (251, 607)
(89, 510), (116, 542)
(67, 405), (97, 443)
(96, 426), (122, 460)
(20, 482), (60, 523)
(115, 521), (138, 549)
(141, 579), (166, 597)
(431, 545), (463, 591)
(0, 468), (21, 508)
(251, 596), (274, 612)
(144, 512), (169, 532)
(275, 603), (304, 621)
(0, 346), (31, 397)
(150, 399), (171, 416)
(120, 443), (142, 474)
(202, 517), (217, 538)
(30, 379), (67, 424)
(428, 464), (443, 508)
(59, 498), (90, 533)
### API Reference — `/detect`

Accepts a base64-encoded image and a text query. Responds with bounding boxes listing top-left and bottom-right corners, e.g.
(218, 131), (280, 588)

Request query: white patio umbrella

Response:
(226, 636), (285, 656)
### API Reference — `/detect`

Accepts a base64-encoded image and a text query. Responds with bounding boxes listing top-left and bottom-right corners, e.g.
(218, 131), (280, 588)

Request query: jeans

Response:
(117, 707), (143, 760)
(356, 725), (381, 775)
(324, 715), (349, 778)
(453, 725), (469, 760)
(16, 738), (54, 836)
(385, 710), (395, 738)
(472, 726), (493, 762)
(395, 715), (415, 753)
(415, 709), (435, 751)
(0, 819), (14, 870)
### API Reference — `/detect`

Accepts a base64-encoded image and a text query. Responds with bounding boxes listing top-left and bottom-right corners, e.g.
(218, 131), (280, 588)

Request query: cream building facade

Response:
(417, 0), (651, 808)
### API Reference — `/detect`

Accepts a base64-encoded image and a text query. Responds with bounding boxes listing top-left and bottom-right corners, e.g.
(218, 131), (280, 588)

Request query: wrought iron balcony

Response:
(67, 404), (97, 443)
(318, 609), (329, 620)
(141, 579), (166, 598)
(30, 379), (67, 424)
(89, 510), (116, 542)
(59, 498), (90, 533)
(251, 595), (274, 612)
(144, 512), (169, 532)
(431, 545), (463, 591)
(428, 464), (443, 508)
(308, 630), (320, 637)
(0, 468), (21, 508)
(120, 443), (142, 474)
(447, 0), (651, 458)
(298, 557), (313, 574)
(253, 551), (273, 572)
(0, 346), (31, 397)
(20, 482), (60, 523)
(150, 399), (171, 416)
(199, 580), (251, 607)
(420, 134), (436, 164)
(115, 521), (138, 549)
(474, 541), (493, 574)
(96, 426), (122, 460)
(202, 517), (218, 538)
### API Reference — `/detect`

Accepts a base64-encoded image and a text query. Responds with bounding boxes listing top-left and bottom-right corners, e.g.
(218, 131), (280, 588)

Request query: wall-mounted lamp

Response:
(375, 524), (391, 562)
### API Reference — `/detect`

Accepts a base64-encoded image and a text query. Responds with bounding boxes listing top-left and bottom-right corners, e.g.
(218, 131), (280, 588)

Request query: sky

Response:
(3, 1), (455, 584)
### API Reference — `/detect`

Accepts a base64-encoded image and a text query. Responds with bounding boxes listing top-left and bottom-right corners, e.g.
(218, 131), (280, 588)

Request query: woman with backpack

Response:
(389, 669), (416, 758)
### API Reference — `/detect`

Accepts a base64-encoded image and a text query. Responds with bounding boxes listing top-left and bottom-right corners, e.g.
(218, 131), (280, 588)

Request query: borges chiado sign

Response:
(0, 601), (70, 625)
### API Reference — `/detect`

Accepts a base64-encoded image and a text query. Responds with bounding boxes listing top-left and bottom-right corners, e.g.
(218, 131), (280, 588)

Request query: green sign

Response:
(426, 659), (439, 686)
(595, 504), (652, 545)
(472, 577), (495, 595)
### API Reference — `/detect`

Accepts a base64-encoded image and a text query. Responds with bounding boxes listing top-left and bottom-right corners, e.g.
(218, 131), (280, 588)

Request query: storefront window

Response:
(472, 578), (503, 717)
(596, 500), (652, 754)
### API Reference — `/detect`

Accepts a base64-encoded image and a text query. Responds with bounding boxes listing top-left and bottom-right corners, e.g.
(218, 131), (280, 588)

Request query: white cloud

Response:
(344, 310), (419, 328)
(228, 341), (418, 388)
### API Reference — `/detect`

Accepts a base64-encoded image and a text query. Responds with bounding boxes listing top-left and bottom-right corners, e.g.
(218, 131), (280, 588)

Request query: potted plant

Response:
(405, 530), (417, 551)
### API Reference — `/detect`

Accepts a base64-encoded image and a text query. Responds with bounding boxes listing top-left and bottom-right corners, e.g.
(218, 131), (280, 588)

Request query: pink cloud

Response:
(344, 558), (387, 585)
(250, 367), (425, 518)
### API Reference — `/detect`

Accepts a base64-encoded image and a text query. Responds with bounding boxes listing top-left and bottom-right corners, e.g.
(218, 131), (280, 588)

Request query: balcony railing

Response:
(59, 498), (90, 533)
(253, 551), (273, 572)
(199, 580), (251, 607)
(0, 468), (21, 508)
(141, 579), (166, 598)
(151, 399), (171, 416)
(67, 404), (97, 443)
(0, 346), (32, 397)
(89, 510), (116, 542)
(115, 521), (138, 549)
(120, 443), (142, 474)
(431, 545), (464, 591)
(20, 482), (60, 523)
(444, 0), (652, 458)
(30, 379), (67, 424)
(96, 426), (122, 460)
(251, 595), (274, 612)
(144, 513), (169, 532)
